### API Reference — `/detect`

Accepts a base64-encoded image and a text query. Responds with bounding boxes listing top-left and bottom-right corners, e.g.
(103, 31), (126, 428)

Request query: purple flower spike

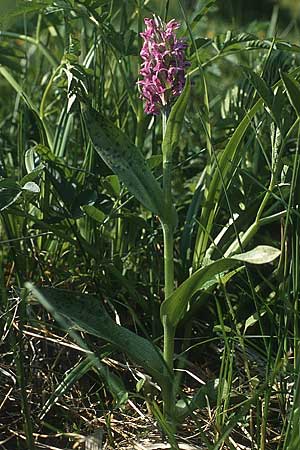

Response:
(137, 15), (190, 115)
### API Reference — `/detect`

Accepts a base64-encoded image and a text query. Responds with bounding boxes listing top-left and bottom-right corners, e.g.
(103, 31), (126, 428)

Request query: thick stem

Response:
(162, 217), (174, 297)
(162, 221), (175, 370)
(162, 313), (175, 418)
(162, 110), (174, 300)
(161, 110), (176, 419)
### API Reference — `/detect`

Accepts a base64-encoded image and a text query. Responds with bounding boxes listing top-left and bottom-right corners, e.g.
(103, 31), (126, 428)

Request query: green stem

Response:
(255, 175), (276, 223)
(162, 221), (174, 301)
(40, 65), (61, 120)
(162, 220), (175, 375)
(161, 109), (176, 419)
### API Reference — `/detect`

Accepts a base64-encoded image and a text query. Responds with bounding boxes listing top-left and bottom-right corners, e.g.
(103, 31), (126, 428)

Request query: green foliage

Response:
(27, 284), (171, 390)
(0, 0), (51, 29)
(1, 0), (300, 448)
(83, 105), (176, 223)
(161, 246), (280, 329)
(162, 76), (191, 159)
(281, 71), (300, 117)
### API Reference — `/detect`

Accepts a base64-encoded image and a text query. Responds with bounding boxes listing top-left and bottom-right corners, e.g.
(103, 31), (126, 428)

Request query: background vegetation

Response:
(1, 0), (300, 449)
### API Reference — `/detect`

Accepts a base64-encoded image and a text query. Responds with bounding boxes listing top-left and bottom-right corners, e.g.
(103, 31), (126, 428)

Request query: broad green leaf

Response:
(219, 266), (244, 284)
(83, 106), (175, 223)
(162, 76), (190, 158)
(161, 246), (280, 328)
(104, 175), (120, 197)
(281, 71), (300, 117)
(161, 258), (240, 328)
(102, 364), (128, 408)
(24, 147), (36, 174)
(232, 245), (281, 264)
(27, 285), (170, 390)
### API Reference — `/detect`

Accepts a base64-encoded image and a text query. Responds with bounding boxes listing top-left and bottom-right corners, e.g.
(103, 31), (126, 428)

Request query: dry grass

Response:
(0, 289), (289, 450)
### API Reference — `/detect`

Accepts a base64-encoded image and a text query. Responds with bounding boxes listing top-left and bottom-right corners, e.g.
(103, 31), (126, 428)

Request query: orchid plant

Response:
(138, 16), (190, 418)
(27, 15), (283, 430)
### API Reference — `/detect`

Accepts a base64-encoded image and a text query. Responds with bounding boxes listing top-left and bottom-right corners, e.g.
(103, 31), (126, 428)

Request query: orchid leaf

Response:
(27, 285), (171, 390)
(83, 106), (176, 224)
(161, 258), (239, 328)
(162, 76), (190, 158)
(161, 246), (280, 328)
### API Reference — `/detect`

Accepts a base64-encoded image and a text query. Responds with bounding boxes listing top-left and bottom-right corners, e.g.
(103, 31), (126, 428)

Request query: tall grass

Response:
(1, 1), (300, 449)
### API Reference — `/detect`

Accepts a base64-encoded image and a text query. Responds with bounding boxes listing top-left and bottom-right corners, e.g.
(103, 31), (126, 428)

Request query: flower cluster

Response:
(137, 16), (189, 115)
